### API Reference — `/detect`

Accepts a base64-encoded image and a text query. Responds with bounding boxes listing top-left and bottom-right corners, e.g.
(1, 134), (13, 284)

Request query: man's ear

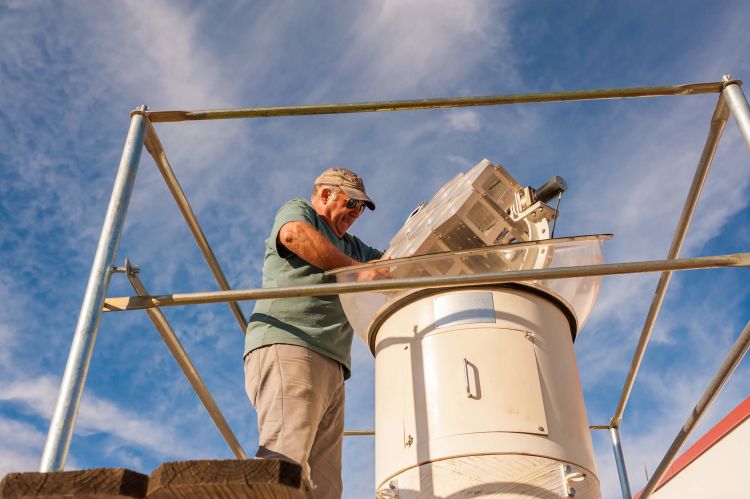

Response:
(319, 186), (332, 204)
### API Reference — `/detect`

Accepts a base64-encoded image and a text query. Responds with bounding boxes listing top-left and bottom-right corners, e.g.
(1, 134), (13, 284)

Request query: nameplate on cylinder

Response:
(434, 292), (495, 328)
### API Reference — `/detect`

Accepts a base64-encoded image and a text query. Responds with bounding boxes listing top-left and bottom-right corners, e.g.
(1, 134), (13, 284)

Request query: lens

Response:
(345, 198), (365, 213)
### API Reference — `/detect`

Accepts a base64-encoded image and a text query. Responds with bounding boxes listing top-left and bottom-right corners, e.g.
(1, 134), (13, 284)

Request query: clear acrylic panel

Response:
(328, 235), (611, 345)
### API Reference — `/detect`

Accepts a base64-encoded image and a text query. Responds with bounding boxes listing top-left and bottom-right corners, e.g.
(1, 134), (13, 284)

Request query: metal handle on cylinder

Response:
(464, 358), (471, 398)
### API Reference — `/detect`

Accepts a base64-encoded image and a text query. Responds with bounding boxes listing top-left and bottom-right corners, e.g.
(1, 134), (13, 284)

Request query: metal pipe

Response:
(611, 93), (730, 427)
(610, 427), (633, 499)
(40, 109), (148, 471)
(143, 123), (247, 334)
(126, 264), (247, 459)
(101, 252), (750, 312)
(146, 82), (724, 123)
(723, 81), (750, 151)
(639, 319), (750, 498)
(344, 430), (375, 436)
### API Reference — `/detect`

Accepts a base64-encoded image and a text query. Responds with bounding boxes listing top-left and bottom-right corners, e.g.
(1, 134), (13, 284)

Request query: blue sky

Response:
(1, 1), (749, 497)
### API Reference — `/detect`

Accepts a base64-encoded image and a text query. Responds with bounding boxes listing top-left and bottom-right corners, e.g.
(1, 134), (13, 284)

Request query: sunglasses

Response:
(344, 197), (366, 213)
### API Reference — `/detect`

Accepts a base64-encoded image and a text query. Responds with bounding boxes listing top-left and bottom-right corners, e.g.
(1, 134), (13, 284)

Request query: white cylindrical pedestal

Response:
(372, 286), (601, 498)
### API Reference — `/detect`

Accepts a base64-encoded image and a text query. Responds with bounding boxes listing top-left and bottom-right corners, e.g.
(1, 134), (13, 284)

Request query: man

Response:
(244, 167), (383, 499)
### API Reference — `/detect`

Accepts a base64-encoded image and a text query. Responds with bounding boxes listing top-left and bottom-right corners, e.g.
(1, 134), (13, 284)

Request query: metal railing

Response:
(40, 77), (750, 499)
(100, 253), (749, 313)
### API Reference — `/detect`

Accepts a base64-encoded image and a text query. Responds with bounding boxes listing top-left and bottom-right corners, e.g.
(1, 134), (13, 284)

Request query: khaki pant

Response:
(245, 344), (345, 499)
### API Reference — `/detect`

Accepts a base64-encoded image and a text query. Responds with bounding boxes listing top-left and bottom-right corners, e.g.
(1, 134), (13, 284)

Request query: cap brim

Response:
(340, 186), (376, 210)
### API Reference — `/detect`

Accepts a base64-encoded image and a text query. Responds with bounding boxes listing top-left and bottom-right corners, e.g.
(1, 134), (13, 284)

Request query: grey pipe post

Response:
(39, 109), (148, 472)
(610, 427), (632, 499)
(125, 264), (247, 460)
(639, 319), (750, 499)
(611, 93), (729, 427)
(142, 124), (247, 334)
(723, 79), (750, 151)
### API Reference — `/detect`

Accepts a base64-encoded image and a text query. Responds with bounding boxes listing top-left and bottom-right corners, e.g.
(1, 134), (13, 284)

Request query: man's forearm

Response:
(278, 221), (359, 270)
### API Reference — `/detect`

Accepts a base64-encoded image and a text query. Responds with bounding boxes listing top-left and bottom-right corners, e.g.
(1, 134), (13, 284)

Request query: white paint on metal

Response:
(433, 291), (495, 328)
(373, 287), (600, 496)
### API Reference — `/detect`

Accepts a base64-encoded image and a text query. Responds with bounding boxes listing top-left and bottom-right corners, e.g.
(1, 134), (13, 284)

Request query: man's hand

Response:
(278, 221), (360, 270)
(356, 258), (391, 281)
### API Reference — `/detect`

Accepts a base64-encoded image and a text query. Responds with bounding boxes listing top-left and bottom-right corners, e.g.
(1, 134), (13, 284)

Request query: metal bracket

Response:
(124, 258), (140, 277)
(130, 104), (150, 117)
(560, 463), (587, 497)
(721, 74), (743, 90)
(377, 479), (399, 498)
(112, 259), (140, 275)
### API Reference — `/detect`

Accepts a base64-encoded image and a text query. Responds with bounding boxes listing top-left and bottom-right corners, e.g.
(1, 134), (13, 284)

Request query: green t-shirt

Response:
(244, 198), (382, 378)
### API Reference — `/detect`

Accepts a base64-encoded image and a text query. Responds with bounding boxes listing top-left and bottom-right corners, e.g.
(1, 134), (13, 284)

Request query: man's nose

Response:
(350, 206), (361, 219)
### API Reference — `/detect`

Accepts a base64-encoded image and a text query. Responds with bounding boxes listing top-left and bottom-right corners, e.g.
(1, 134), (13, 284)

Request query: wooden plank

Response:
(0, 468), (148, 498)
(146, 460), (312, 499)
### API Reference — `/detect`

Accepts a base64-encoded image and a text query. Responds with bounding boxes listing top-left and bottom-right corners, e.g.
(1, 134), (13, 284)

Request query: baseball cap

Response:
(314, 167), (376, 210)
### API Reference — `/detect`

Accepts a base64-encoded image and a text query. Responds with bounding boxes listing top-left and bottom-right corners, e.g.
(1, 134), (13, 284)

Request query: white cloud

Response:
(0, 417), (46, 474)
(446, 110), (481, 132)
(342, 0), (516, 97)
(0, 376), (199, 461)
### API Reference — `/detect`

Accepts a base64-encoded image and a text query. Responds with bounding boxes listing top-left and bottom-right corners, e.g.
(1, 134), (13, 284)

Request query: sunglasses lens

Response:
(345, 198), (365, 213)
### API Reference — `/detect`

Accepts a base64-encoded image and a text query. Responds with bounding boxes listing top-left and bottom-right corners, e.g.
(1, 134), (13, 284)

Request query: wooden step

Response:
(147, 460), (312, 499)
(1, 460), (312, 499)
(0, 468), (148, 498)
